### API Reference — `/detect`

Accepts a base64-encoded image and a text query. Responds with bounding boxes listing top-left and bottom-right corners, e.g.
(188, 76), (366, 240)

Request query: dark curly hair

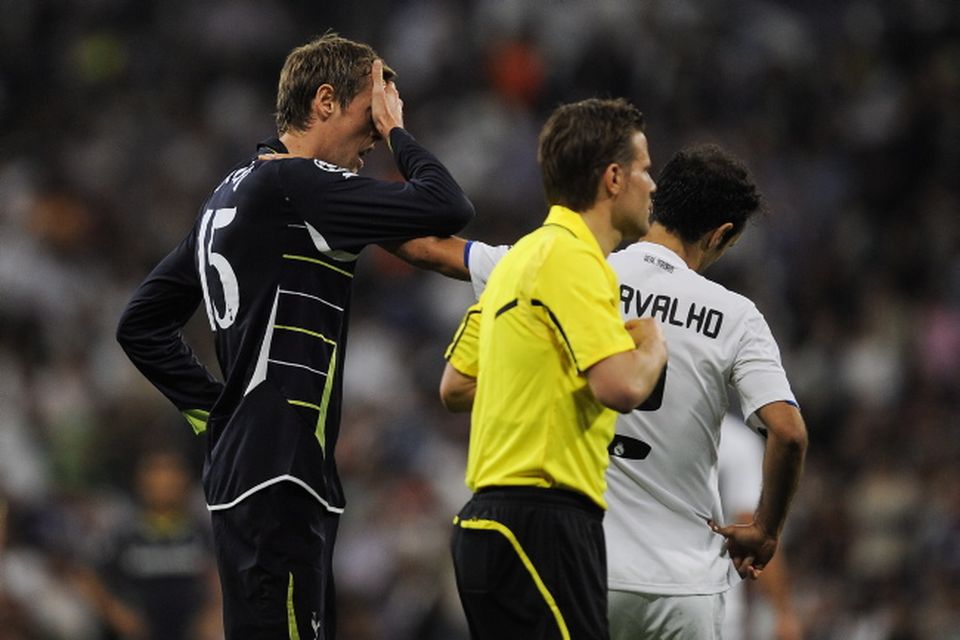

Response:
(651, 144), (763, 245)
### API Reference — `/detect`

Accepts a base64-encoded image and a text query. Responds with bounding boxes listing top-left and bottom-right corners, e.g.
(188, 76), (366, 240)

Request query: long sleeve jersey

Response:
(117, 128), (474, 511)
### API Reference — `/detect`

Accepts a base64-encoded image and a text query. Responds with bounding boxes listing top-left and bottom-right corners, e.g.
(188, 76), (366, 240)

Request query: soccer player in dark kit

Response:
(116, 33), (473, 640)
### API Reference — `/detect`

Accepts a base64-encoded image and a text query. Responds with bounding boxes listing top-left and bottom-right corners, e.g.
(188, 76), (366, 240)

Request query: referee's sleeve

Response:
(445, 303), (481, 378)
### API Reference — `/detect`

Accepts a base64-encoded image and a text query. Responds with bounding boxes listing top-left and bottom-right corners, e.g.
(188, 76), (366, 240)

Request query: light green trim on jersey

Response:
(182, 409), (210, 435)
(287, 399), (326, 453)
(453, 516), (571, 640)
(273, 325), (338, 452)
(288, 399), (322, 413)
(274, 324), (337, 346)
(315, 345), (337, 450)
(287, 572), (300, 640)
(283, 253), (354, 278)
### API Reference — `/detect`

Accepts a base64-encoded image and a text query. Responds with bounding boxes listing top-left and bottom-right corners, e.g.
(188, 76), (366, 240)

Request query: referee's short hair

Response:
(276, 32), (396, 135)
(651, 144), (763, 246)
(538, 98), (646, 213)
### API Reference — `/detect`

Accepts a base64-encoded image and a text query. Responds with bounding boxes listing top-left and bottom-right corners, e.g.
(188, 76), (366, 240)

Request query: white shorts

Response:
(608, 589), (726, 640)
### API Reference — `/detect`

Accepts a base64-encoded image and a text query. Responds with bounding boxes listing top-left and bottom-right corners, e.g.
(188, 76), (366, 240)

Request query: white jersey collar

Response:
(625, 241), (691, 272)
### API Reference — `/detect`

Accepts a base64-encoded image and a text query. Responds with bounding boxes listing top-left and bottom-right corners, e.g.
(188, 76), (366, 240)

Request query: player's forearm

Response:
(385, 236), (470, 280)
(117, 320), (224, 413)
(753, 403), (807, 537)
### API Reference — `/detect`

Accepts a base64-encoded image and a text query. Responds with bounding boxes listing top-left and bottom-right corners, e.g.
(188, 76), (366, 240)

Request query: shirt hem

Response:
(206, 474), (345, 514)
(607, 579), (730, 596)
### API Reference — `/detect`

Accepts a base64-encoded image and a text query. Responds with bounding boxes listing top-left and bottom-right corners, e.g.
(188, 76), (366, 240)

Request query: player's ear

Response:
(313, 84), (337, 120)
(708, 222), (735, 250)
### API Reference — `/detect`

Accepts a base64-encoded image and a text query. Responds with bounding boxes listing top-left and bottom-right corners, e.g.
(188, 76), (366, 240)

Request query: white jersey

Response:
(467, 240), (796, 596)
(466, 240), (509, 300)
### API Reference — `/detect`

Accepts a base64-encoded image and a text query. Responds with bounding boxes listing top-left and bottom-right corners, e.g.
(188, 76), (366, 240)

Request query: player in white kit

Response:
(394, 143), (808, 639)
(598, 145), (807, 639)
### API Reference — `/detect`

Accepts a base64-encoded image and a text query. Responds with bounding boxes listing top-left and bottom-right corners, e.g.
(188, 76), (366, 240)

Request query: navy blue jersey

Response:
(98, 514), (213, 640)
(117, 128), (474, 511)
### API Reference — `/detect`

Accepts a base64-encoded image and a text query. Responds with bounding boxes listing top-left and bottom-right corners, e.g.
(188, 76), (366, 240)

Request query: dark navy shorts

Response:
(210, 481), (340, 640)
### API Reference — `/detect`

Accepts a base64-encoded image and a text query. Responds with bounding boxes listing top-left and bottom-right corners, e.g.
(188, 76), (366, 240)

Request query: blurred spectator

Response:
(74, 450), (221, 640)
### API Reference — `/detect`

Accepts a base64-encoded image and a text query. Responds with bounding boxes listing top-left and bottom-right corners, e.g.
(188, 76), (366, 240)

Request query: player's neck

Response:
(279, 130), (326, 159)
(644, 224), (704, 271)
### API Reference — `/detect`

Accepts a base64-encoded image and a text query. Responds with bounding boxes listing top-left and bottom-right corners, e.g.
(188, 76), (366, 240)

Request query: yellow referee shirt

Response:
(445, 206), (636, 509)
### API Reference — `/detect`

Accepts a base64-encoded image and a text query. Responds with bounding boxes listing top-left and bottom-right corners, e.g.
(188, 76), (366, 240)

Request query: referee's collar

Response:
(257, 137), (288, 155)
(542, 205), (604, 257)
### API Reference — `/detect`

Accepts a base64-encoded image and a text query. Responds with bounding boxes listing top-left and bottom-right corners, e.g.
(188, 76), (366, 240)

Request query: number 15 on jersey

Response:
(198, 207), (239, 330)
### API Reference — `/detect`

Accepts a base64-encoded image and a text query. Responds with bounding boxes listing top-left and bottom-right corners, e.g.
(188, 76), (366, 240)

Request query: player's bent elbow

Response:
(440, 196), (475, 236)
(455, 195), (476, 225)
(781, 423), (809, 456)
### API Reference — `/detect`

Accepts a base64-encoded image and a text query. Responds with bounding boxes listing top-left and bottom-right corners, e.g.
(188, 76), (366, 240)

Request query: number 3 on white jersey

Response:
(198, 207), (239, 330)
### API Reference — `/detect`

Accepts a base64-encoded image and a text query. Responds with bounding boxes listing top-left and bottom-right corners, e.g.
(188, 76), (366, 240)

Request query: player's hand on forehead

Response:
(372, 58), (387, 87)
(371, 58), (404, 140)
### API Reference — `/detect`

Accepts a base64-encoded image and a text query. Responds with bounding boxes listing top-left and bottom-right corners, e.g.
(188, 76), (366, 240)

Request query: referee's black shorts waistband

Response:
(473, 486), (604, 520)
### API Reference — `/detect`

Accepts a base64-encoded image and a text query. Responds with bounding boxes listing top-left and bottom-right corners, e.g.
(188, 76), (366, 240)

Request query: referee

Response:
(116, 35), (473, 640)
(459, 146), (807, 639)
(440, 99), (667, 640)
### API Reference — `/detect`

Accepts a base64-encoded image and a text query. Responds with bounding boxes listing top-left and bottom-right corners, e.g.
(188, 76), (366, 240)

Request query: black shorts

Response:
(451, 486), (608, 640)
(210, 481), (340, 640)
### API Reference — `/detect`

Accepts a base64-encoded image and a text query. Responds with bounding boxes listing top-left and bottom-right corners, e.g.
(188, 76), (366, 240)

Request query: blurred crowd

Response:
(1, 1), (958, 638)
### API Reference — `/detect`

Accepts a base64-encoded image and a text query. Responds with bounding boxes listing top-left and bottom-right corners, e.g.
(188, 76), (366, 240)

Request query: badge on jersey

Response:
(608, 435), (652, 460)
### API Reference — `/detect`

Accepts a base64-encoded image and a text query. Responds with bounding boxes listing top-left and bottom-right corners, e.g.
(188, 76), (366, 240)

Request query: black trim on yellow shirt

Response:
(531, 299), (579, 371)
(446, 308), (481, 360)
(495, 299), (519, 318)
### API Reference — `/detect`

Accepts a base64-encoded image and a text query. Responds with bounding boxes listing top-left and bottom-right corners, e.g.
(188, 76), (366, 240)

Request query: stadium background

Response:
(1, 1), (958, 638)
